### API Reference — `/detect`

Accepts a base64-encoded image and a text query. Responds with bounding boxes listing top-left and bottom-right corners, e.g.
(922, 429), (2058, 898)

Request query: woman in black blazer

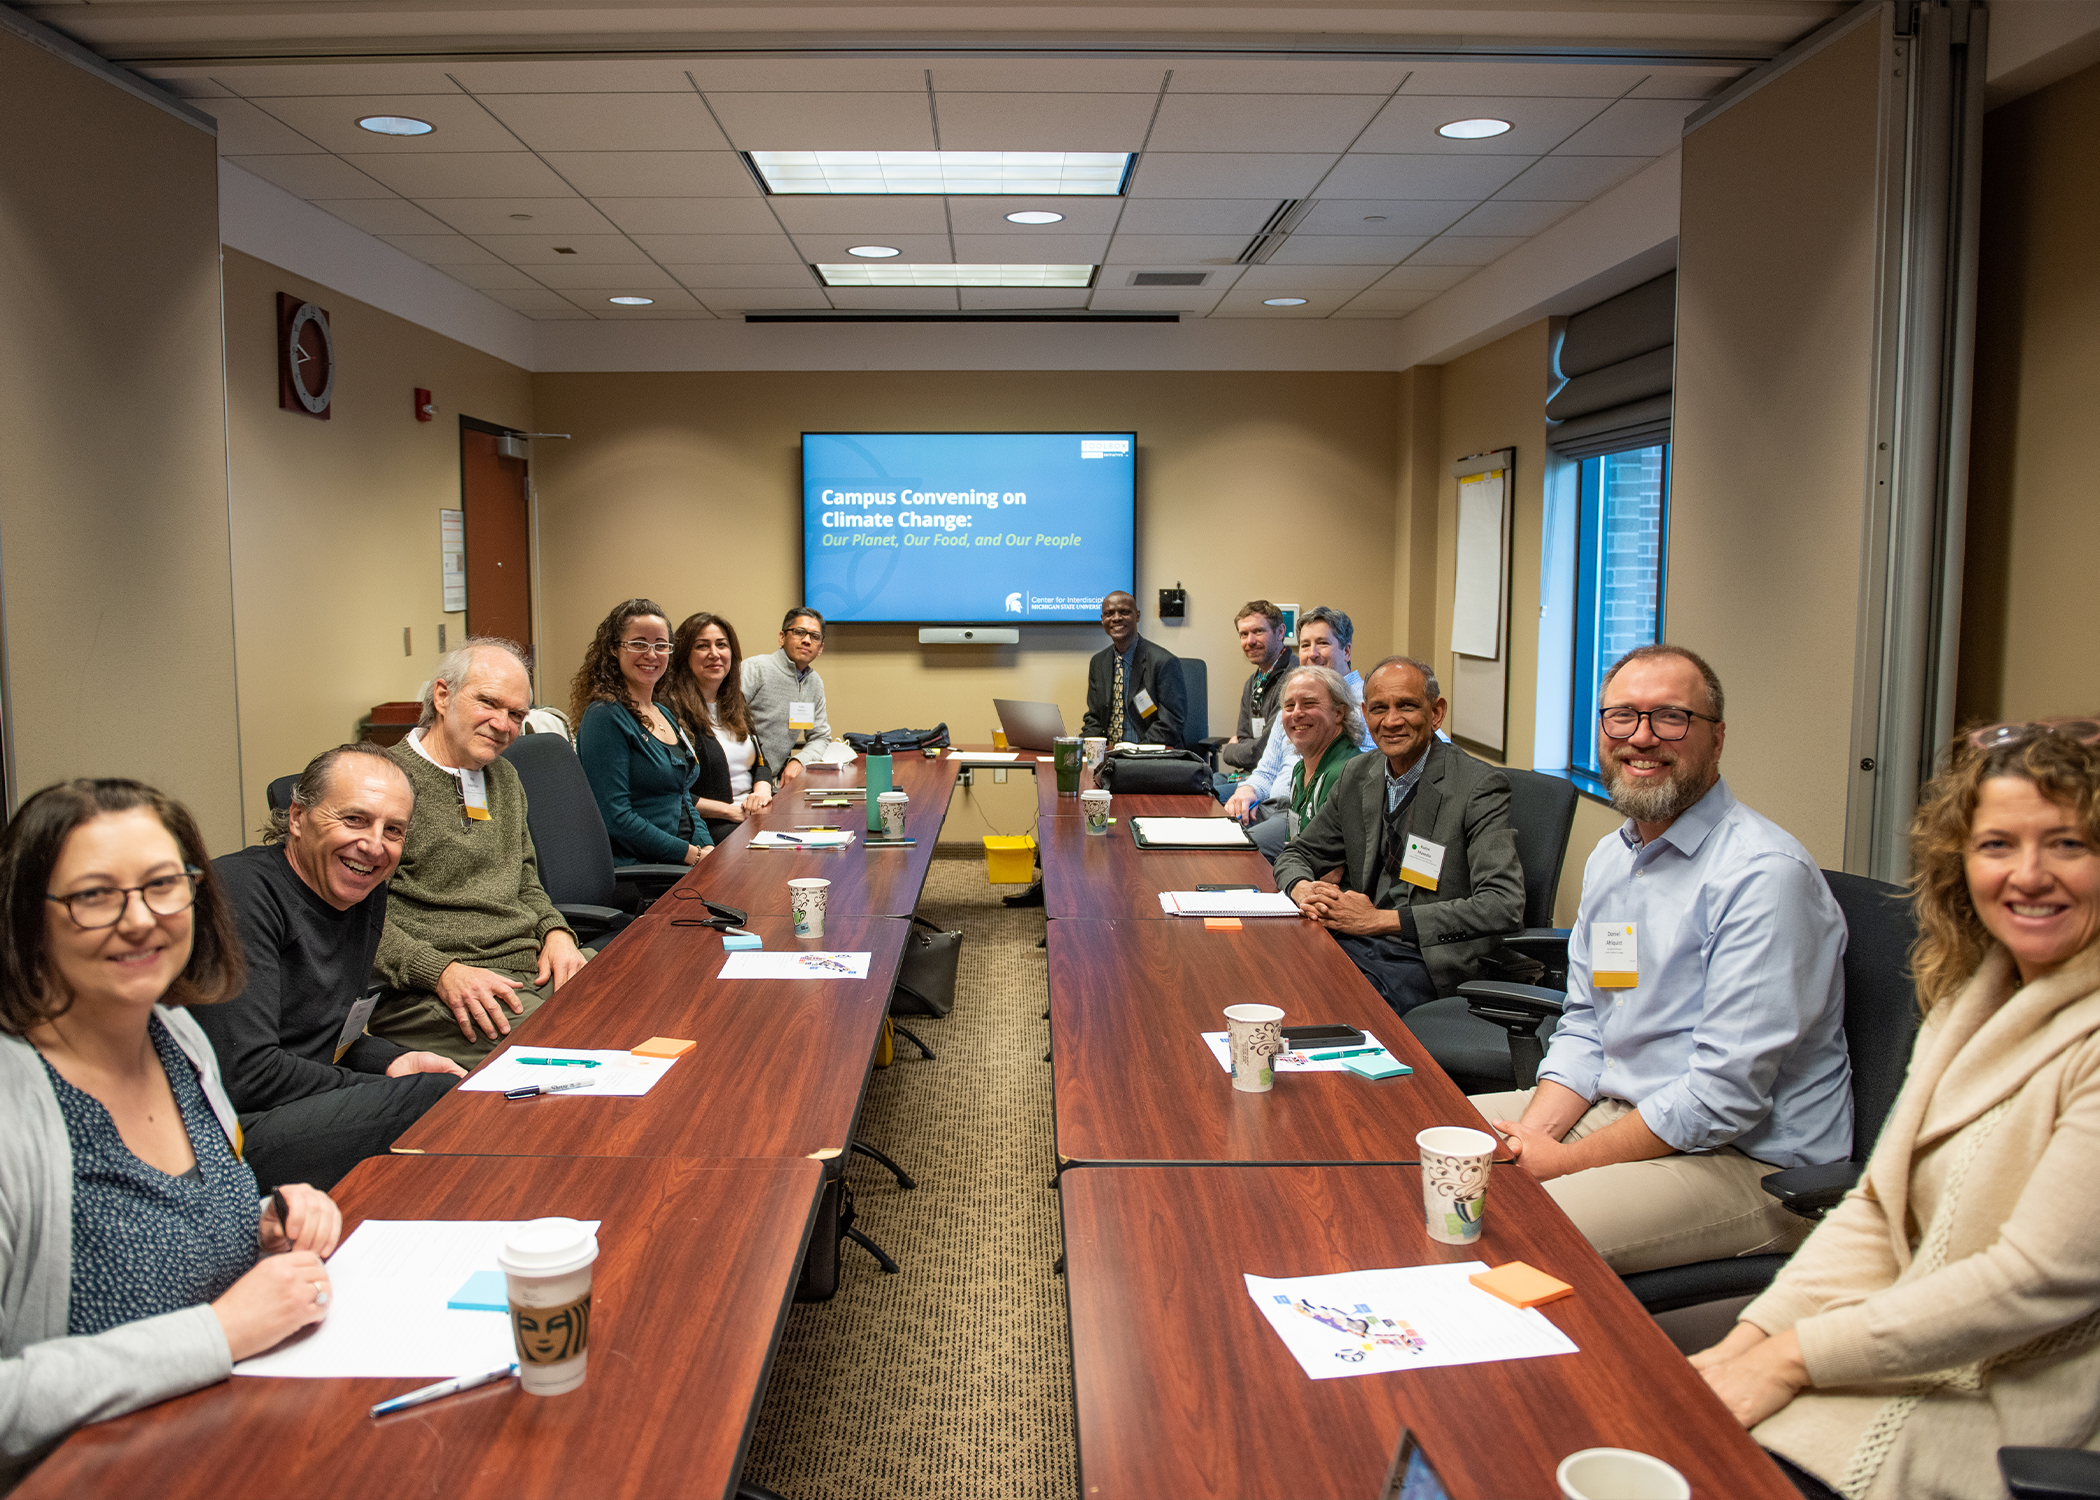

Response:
(661, 612), (775, 845)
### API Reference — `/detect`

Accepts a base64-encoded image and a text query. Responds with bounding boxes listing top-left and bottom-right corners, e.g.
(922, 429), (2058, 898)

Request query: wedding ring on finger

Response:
(313, 1280), (330, 1307)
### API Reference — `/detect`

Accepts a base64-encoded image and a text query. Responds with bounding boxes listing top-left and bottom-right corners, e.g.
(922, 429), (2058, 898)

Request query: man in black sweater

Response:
(197, 743), (464, 1191)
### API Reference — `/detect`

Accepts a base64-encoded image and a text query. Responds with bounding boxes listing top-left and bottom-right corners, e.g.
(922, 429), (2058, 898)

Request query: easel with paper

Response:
(1449, 450), (1513, 753)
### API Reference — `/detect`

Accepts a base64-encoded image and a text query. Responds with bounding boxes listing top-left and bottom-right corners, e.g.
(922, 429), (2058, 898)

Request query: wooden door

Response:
(459, 423), (532, 652)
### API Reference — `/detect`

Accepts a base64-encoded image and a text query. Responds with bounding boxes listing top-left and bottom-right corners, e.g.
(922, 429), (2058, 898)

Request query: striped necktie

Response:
(1110, 652), (1126, 742)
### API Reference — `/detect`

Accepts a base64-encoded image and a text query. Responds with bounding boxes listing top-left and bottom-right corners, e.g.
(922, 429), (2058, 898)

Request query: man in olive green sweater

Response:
(368, 639), (589, 1066)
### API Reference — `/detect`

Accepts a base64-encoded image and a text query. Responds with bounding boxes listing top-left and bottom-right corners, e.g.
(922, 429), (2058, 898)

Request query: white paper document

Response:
(1201, 1031), (1387, 1074)
(1130, 817), (1256, 849)
(718, 950), (872, 980)
(234, 1219), (598, 1380)
(1245, 1262), (1577, 1381)
(1159, 889), (1300, 917)
(948, 750), (1020, 763)
(458, 1047), (677, 1097)
(750, 829), (855, 849)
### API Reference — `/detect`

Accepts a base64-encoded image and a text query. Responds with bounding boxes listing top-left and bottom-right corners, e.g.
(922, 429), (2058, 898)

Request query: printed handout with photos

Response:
(1244, 1262), (1577, 1380)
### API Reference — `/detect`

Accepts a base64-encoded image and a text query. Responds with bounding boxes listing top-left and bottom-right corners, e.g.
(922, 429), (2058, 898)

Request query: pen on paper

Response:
(269, 1187), (292, 1246)
(503, 1080), (594, 1100)
(517, 1057), (599, 1068)
(370, 1364), (518, 1418)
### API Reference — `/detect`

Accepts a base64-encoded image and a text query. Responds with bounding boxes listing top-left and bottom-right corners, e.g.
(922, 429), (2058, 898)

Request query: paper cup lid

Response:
(497, 1217), (599, 1277)
(878, 791), (908, 802)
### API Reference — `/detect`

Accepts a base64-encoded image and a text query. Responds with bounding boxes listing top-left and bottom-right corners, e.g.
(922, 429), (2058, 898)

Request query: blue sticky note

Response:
(447, 1270), (508, 1312)
(723, 932), (763, 951)
(1343, 1052), (1413, 1080)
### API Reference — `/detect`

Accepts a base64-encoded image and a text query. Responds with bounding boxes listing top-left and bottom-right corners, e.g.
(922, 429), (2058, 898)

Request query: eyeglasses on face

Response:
(619, 639), (673, 656)
(1599, 706), (1720, 741)
(784, 627), (824, 642)
(47, 868), (201, 929)
(1965, 717), (2100, 753)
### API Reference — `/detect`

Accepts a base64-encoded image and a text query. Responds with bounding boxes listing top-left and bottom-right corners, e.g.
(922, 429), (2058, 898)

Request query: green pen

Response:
(517, 1057), (599, 1068)
(1305, 1045), (1385, 1061)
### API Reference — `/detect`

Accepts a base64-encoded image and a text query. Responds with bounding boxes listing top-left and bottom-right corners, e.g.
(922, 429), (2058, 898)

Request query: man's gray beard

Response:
(1603, 760), (1708, 825)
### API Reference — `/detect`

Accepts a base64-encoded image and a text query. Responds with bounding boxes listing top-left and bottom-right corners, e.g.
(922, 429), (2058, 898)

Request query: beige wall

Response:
(1959, 59), (2100, 724)
(0, 33), (243, 847)
(1668, 17), (1885, 866)
(221, 247), (533, 833)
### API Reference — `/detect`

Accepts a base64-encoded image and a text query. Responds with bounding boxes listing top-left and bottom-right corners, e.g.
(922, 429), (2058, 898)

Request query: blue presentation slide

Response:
(802, 432), (1135, 623)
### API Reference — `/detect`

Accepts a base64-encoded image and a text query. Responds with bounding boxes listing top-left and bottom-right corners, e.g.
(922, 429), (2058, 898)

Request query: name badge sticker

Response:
(1399, 834), (1446, 890)
(789, 699), (817, 731)
(1250, 715), (1266, 739)
(1133, 688), (1157, 719)
(461, 770), (491, 821)
(1592, 922), (1638, 988)
(333, 991), (379, 1062)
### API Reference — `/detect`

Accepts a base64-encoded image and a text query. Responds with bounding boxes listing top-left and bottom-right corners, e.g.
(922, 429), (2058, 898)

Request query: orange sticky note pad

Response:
(1469, 1262), (1574, 1309)
(1204, 917), (1243, 931)
(631, 1036), (695, 1060)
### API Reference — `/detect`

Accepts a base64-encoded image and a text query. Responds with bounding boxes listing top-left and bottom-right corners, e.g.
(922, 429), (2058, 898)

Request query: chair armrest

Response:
(555, 902), (624, 940)
(1501, 928), (1571, 962)
(2000, 1446), (2100, 1500)
(1457, 980), (1566, 1030)
(1759, 1161), (1862, 1218)
(615, 863), (691, 880)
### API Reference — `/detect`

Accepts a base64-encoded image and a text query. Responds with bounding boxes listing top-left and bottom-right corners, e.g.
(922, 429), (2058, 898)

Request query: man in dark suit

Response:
(1080, 591), (1187, 748)
(1273, 656), (1525, 1016)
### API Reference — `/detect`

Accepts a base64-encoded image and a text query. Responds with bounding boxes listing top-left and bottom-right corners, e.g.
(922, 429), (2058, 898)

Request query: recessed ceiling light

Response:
(847, 245), (902, 258)
(1262, 298), (1309, 307)
(1006, 210), (1066, 225)
(749, 151), (1133, 197)
(1437, 118), (1513, 140)
(816, 263), (1094, 288)
(608, 296), (654, 305)
(357, 115), (435, 137)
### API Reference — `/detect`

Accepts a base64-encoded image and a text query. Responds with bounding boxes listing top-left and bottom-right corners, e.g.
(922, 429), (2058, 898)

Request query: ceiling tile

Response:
(1113, 199), (1278, 235)
(1627, 67), (1750, 100)
(1266, 235), (1426, 265)
(379, 233), (505, 266)
(1129, 153), (1338, 199)
(347, 152), (573, 197)
(202, 97), (322, 154)
(469, 234), (650, 265)
(425, 263), (546, 291)
(825, 288), (962, 310)
(933, 92), (1157, 152)
(1087, 286), (1226, 313)
(708, 93), (935, 152)
(1292, 199), (1474, 235)
(250, 95), (522, 154)
(414, 197), (615, 234)
(477, 93), (730, 153)
(561, 288), (711, 316)
(1317, 155), (1531, 199)
(792, 232), (954, 263)
(539, 152), (758, 197)
(1354, 95), (1609, 156)
(958, 289), (1093, 309)
(1550, 98), (1701, 156)
(1146, 95), (1387, 154)
(1446, 199), (1583, 236)
(698, 291), (837, 312)
(1103, 234), (1248, 265)
(1167, 61), (1410, 94)
(687, 61), (930, 91)
(199, 63), (463, 95)
(482, 288), (592, 314)
(931, 61), (1167, 92)
(524, 261), (679, 290)
(1396, 62), (1645, 98)
(951, 232), (1110, 261)
(1209, 288), (1354, 317)
(1491, 155), (1652, 200)
(1406, 235), (1528, 266)
(225, 154), (394, 198)
(1369, 264), (1478, 292)
(1236, 264), (1388, 291)
(768, 197), (950, 234)
(945, 198), (1124, 234)
(313, 198), (452, 235)
(634, 234), (805, 264)
(1335, 290), (1437, 316)
(448, 60), (699, 93)
(593, 198), (784, 234)
(1097, 264), (1243, 289)
(666, 265), (823, 289)
(137, 71), (231, 99)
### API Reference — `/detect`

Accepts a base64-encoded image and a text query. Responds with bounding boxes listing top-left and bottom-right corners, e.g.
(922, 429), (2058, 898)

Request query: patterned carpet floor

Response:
(738, 853), (1075, 1500)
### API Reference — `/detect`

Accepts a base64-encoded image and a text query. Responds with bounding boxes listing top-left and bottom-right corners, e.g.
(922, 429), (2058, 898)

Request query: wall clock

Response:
(276, 292), (334, 419)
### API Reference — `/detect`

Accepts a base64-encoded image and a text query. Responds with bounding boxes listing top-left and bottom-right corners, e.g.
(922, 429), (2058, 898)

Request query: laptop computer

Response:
(993, 699), (1068, 751)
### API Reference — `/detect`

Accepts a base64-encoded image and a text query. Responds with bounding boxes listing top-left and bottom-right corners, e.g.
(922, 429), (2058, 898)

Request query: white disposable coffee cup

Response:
(1082, 736), (1107, 771)
(877, 790), (909, 837)
(1556, 1448), (1690, 1500)
(1222, 1003), (1285, 1093)
(1080, 788), (1112, 835)
(497, 1217), (599, 1397)
(789, 877), (830, 939)
(1416, 1126), (1497, 1244)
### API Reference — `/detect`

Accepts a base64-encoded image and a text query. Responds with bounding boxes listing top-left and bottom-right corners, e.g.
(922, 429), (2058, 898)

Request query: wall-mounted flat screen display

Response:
(802, 432), (1136, 624)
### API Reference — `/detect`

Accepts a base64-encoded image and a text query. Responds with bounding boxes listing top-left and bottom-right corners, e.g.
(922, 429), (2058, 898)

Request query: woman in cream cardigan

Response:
(1691, 720), (2100, 1500)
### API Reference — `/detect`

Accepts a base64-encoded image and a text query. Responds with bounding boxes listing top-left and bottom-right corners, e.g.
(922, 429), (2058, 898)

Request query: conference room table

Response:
(1038, 794), (1276, 918)
(15, 1153), (823, 1500)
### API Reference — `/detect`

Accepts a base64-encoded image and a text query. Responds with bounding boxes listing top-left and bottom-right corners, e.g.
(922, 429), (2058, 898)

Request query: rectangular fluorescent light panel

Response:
(816, 264), (1096, 288)
(750, 151), (1132, 196)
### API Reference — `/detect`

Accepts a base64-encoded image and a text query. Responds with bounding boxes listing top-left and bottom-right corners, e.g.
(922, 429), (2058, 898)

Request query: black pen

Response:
(503, 1079), (594, 1100)
(270, 1187), (292, 1247)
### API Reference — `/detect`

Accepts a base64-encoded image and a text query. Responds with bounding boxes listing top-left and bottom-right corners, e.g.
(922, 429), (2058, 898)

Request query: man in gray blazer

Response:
(1274, 656), (1526, 1015)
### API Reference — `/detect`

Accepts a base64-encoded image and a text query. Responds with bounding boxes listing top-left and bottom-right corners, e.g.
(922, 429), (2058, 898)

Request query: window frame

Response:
(1567, 443), (1672, 790)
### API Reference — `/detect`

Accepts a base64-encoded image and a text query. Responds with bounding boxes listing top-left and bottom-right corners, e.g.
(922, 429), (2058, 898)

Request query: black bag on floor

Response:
(1096, 748), (1211, 796)
(844, 723), (950, 755)
(891, 914), (962, 1018)
(794, 1174), (858, 1302)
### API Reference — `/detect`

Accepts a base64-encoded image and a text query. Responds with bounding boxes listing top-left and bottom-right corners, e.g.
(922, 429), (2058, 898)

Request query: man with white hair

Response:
(367, 637), (589, 1066)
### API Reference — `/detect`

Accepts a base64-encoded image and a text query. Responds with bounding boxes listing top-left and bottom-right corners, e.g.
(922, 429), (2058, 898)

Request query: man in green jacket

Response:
(368, 638), (588, 1066)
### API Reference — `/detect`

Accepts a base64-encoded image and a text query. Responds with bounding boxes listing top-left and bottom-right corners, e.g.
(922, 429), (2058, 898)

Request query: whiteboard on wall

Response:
(1448, 450), (1514, 754)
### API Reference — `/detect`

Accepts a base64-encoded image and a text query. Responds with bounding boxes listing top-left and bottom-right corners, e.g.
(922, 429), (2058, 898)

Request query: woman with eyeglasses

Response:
(660, 612), (774, 846)
(1692, 717), (2100, 1500)
(0, 779), (342, 1483)
(570, 598), (712, 867)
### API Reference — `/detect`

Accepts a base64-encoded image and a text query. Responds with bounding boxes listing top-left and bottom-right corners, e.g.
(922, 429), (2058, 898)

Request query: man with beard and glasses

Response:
(1469, 644), (1851, 1275)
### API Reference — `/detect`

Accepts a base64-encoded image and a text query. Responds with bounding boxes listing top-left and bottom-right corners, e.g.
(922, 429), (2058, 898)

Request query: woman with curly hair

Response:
(1691, 718), (2100, 1500)
(661, 612), (774, 845)
(569, 598), (710, 867)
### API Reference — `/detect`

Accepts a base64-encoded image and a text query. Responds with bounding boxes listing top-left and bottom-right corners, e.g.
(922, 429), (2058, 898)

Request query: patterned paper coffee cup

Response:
(1416, 1126), (1496, 1244)
(1222, 1003), (1285, 1093)
(1081, 788), (1112, 835)
(789, 877), (830, 939)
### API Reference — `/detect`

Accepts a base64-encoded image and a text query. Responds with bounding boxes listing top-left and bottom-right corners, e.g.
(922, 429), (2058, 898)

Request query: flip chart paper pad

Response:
(233, 1219), (599, 1380)
(718, 950), (872, 980)
(1450, 468), (1505, 659)
(459, 1047), (676, 1097)
(1159, 890), (1299, 917)
(1245, 1262), (1576, 1381)
(1202, 1031), (1388, 1073)
(1129, 817), (1256, 849)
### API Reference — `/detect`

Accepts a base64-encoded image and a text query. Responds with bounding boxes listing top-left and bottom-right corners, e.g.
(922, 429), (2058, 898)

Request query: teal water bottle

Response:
(864, 752), (892, 832)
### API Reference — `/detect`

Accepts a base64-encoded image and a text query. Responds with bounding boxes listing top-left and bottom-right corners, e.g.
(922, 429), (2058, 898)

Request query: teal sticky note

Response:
(1343, 1052), (1413, 1080)
(447, 1270), (508, 1312)
(723, 932), (763, 950)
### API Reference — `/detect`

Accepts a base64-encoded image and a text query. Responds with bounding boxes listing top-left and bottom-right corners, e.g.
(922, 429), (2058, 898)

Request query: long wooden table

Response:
(1062, 1164), (1797, 1500)
(1049, 918), (1511, 1166)
(16, 1153), (823, 1500)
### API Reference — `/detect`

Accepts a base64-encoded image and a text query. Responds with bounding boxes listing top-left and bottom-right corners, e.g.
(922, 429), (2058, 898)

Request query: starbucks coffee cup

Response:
(498, 1218), (599, 1396)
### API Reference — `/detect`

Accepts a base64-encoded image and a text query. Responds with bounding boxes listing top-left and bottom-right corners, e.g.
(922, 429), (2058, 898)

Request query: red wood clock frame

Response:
(276, 292), (334, 420)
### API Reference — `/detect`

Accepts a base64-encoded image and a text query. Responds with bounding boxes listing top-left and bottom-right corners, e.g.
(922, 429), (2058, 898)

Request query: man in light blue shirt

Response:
(1224, 606), (1374, 859)
(1472, 644), (1850, 1274)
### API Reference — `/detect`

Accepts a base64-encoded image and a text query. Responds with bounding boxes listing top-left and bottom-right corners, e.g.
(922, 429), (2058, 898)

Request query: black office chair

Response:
(1405, 767), (1581, 1093)
(498, 732), (690, 946)
(1177, 655), (1211, 753)
(2001, 1445), (2100, 1499)
(265, 774), (300, 815)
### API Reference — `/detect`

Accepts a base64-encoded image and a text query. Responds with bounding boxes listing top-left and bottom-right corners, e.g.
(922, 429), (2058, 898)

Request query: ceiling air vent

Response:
(1237, 199), (1316, 264)
(1131, 272), (1208, 287)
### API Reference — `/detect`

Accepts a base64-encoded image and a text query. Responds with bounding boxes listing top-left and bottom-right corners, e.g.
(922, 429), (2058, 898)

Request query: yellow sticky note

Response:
(1469, 1261), (1573, 1309)
(631, 1036), (695, 1060)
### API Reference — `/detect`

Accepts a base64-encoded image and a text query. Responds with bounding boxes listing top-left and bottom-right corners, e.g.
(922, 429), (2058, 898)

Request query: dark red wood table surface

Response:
(1062, 1163), (1797, 1500)
(19, 1154), (822, 1500)
(1048, 918), (1509, 1165)
(1039, 796), (1274, 918)
(394, 914), (906, 1161)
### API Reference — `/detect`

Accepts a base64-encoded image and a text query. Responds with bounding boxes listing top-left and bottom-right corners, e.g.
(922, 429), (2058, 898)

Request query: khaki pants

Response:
(370, 970), (565, 1068)
(1469, 1090), (1813, 1275)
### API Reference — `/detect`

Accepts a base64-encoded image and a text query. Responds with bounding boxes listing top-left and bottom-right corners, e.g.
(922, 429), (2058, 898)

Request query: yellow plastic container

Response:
(982, 833), (1037, 885)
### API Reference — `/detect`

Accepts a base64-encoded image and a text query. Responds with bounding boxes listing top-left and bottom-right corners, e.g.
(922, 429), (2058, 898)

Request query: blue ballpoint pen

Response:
(370, 1364), (518, 1418)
